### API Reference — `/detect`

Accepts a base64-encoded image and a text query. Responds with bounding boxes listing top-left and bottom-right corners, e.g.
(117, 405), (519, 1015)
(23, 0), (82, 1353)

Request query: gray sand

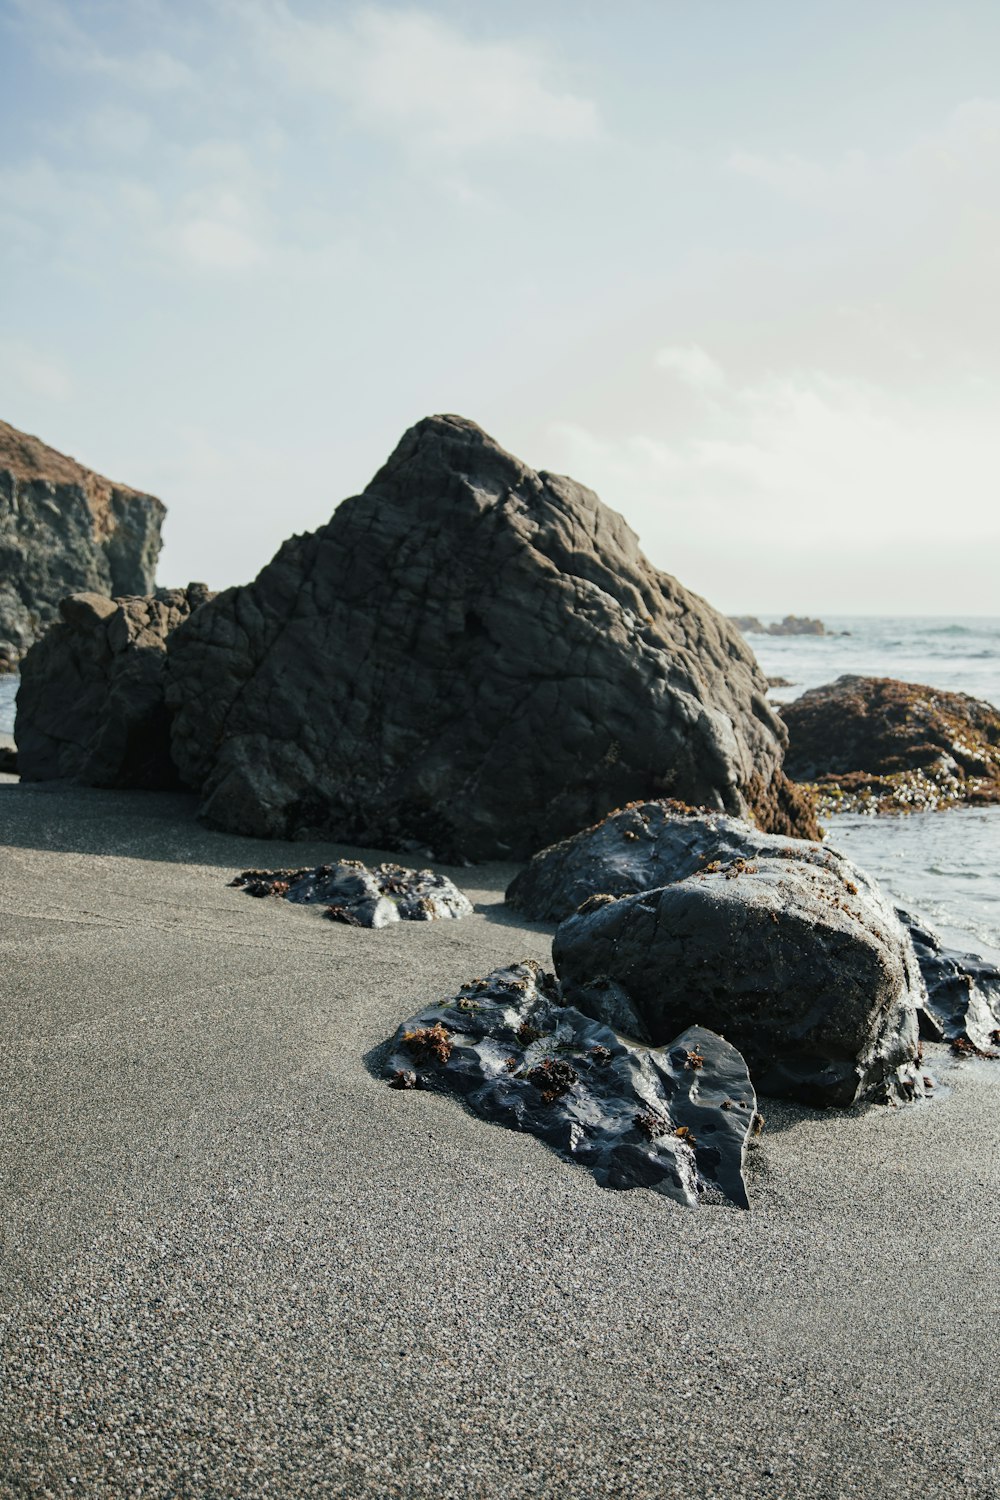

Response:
(2, 778), (998, 1499)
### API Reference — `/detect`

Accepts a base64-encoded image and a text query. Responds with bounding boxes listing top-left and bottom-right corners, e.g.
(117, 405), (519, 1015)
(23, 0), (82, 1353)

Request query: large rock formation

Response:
(16, 585), (211, 788)
(382, 961), (760, 1208)
(547, 810), (928, 1107)
(165, 415), (817, 860)
(782, 675), (1000, 814)
(0, 420), (165, 665)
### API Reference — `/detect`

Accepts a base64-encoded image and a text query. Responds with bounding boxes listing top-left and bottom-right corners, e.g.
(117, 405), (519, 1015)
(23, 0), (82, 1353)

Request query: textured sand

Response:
(2, 779), (999, 1499)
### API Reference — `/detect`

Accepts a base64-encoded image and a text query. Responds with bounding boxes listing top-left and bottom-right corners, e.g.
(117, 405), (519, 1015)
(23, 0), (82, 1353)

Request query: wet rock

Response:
(229, 859), (473, 927)
(782, 675), (1000, 814)
(899, 908), (1000, 1054)
(729, 615), (766, 635)
(165, 414), (818, 860)
(15, 585), (212, 788)
(0, 419), (164, 666)
(507, 799), (826, 923)
(382, 960), (759, 1207)
(552, 845), (928, 1108)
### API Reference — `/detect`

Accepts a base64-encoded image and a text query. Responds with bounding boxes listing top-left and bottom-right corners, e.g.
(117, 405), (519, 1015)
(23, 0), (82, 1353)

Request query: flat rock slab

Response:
(899, 908), (1000, 1056)
(230, 859), (473, 927)
(382, 960), (759, 1208)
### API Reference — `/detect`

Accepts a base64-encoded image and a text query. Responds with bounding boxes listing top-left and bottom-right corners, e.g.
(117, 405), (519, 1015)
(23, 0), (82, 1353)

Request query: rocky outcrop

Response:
(229, 859), (473, 926)
(730, 615), (826, 636)
(782, 676), (1000, 814)
(900, 909), (1000, 1054)
(382, 961), (760, 1207)
(165, 414), (817, 860)
(16, 585), (211, 788)
(549, 826), (928, 1107)
(0, 420), (165, 665)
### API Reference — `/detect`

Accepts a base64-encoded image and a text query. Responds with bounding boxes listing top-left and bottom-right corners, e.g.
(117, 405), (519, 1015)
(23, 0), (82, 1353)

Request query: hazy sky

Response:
(2, 0), (998, 614)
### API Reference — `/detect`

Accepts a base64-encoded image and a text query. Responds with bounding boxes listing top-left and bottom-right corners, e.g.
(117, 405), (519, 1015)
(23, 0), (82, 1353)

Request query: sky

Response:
(1, 0), (998, 615)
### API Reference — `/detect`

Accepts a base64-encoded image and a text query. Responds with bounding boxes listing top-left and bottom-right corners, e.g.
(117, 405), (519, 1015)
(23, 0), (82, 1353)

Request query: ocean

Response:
(2, 615), (998, 959)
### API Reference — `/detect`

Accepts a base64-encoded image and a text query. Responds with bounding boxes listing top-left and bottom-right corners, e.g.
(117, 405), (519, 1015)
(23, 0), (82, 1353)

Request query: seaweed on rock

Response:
(229, 859), (472, 927)
(382, 960), (760, 1209)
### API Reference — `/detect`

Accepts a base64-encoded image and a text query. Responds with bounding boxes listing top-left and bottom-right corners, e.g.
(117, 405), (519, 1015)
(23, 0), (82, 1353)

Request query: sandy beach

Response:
(2, 775), (999, 1500)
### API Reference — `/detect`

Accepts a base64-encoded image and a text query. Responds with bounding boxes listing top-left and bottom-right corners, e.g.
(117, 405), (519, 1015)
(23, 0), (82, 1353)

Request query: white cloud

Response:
(174, 216), (266, 270)
(0, 339), (73, 401)
(546, 367), (1000, 558)
(246, 3), (600, 154)
(655, 344), (726, 392)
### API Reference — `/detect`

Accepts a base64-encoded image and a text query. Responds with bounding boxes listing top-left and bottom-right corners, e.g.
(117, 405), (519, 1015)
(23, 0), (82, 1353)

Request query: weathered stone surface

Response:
(507, 798), (850, 924)
(782, 675), (1000, 814)
(229, 859), (473, 927)
(0, 420), (165, 665)
(16, 585), (212, 788)
(165, 414), (818, 860)
(383, 960), (760, 1207)
(552, 844), (928, 1108)
(899, 908), (1000, 1055)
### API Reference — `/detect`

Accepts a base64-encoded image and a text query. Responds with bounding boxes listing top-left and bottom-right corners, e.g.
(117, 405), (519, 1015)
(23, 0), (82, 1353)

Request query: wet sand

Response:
(2, 777), (999, 1499)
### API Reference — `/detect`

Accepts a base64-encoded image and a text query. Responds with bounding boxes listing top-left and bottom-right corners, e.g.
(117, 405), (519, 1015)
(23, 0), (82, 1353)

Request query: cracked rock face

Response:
(16, 585), (212, 788)
(383, 961), (759, 1207)
(900, 909), (1000, 1054)
(229, 859), (473, 927)
(165, 414), (817, 860)
(552, 841), (929, 1108)
(0, 420), (164, 666)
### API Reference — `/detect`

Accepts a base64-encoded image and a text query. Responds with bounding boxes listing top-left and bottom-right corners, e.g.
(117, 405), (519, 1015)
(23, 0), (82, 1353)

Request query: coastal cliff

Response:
(0, 420), (164, 668)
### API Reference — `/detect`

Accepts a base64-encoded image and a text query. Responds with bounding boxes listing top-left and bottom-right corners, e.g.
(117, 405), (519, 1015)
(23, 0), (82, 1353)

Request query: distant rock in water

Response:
(543, 805), (929, 1107)
(229, 859), (473, 927)
(730, 614), (827, 637)
(0, 420), (164, 666)
(782, 675), (1000, 814)
(16, 585), (212, 788)
(166, 414), (817, 860)
(382, 960), (760, 1207)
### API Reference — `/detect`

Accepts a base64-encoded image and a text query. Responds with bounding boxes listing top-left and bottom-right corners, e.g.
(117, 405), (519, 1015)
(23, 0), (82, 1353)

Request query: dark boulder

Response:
(165, 415), (818, 860)
(782, 675), (1000, 814)
(383, 960), (760, 1207)
(229, 858), (472, 927)
(899, 909), (1000, 1054)
(507, 798), (855, 924)
(552, 844), (928, 1108)
(16, 584), (212, 788)
(0, 419), (164, 666)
